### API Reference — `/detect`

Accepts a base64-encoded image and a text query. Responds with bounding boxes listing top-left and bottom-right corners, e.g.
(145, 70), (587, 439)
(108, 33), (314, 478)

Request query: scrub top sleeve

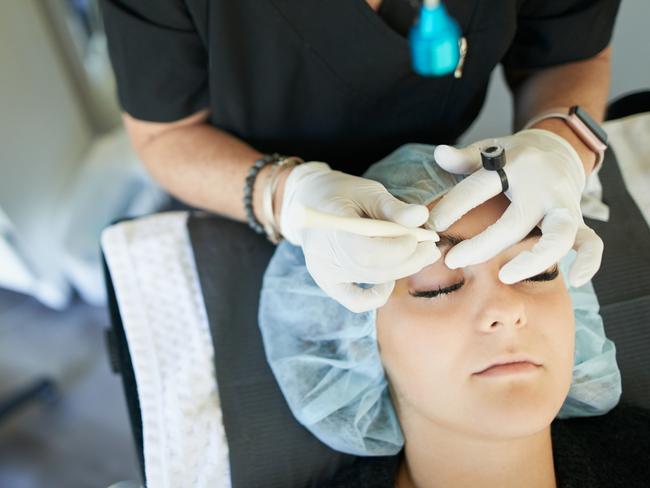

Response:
(99, 0), (208, 122)
(501, 0), (621, 70)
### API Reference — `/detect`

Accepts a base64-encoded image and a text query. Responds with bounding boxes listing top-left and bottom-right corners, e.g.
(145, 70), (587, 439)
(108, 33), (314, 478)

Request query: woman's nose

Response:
(475, 282), (527, 332)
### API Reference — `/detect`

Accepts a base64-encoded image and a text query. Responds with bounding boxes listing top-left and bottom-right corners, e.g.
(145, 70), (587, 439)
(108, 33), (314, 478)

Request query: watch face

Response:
(570, 106), (608, 144)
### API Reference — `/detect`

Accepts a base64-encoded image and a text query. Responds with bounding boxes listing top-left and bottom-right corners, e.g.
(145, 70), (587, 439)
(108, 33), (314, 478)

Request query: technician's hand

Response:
(279, 162), (441, 313)
(429, 128), (604, 288)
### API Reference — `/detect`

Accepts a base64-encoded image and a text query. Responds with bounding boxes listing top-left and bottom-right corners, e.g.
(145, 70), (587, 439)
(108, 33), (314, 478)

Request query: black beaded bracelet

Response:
(244, 153), (282, 234)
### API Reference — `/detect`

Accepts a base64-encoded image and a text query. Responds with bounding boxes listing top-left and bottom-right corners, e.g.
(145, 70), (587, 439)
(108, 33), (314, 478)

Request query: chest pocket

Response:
(209, 0), (505, 166)
(267, 1), (488, 121)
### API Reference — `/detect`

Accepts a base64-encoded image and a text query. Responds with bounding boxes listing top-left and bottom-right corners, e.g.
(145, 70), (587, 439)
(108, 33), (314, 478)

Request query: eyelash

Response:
(411, 265), (560, 299)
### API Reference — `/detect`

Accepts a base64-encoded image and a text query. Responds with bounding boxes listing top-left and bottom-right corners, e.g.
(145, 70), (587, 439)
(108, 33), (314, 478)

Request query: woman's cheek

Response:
(377, 301), (448, 385)
(527, 285), (575, 375)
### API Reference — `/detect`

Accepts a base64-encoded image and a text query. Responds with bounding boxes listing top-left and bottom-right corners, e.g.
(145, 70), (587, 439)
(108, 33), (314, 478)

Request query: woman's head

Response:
(376, 193), (575, 441)
(259, 143), (619, 457)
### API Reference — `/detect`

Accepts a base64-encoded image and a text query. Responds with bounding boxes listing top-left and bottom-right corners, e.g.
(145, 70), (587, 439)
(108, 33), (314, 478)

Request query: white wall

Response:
(0, 0), (93, 306)
(460, 0), (650, 145)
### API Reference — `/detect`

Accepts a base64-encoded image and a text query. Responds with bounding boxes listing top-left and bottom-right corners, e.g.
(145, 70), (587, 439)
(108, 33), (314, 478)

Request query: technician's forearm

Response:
(136, 122), (279, 226)
(507, 45), (612, 174)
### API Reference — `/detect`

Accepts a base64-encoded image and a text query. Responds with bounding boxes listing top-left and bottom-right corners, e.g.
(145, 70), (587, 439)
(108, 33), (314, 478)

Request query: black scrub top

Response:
(99, 0), (620, 176)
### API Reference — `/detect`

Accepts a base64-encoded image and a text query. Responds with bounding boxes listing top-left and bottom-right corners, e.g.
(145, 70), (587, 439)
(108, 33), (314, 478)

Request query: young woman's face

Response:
(376, 194), (575, 440)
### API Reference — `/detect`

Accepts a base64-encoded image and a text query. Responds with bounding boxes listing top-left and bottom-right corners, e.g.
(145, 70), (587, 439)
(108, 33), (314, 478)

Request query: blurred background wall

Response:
(0, 0), (96, 307)
(0, 0), (166, 310)
(462, 0), (650, 144)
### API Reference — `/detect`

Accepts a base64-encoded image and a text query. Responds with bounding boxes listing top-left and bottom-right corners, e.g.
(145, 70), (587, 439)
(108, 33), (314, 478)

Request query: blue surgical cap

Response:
(258, 143), (621, 456)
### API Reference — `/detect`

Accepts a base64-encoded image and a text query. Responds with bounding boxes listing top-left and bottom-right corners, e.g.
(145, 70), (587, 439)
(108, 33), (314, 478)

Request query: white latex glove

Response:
(279, 161), (441, 313)
(428, 128), (604, 288)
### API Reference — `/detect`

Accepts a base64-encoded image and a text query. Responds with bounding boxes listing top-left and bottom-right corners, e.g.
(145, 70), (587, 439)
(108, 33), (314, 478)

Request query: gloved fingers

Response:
(498, 208), (577, 284)
(373, 240), (442, 282)
(336, 238), (441, 284)
(444, 201), (542, 269)
(433, 142), (483, 174)
(323, 280), (396, 314)
(568, 225), (604, 288)
(428, 168), (502, 231)
(335, 231), (421, 268)
(362, 189), (430, 228)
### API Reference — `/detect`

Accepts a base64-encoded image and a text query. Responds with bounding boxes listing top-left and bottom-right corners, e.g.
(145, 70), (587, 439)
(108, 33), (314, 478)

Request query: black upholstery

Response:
(605, 90), (650, 121)
(585, 148), (650, 408)
(102, 223), (145, 484)
(102, 91), (650, 487)
(590, 90), (650, 408)
(188, 218), (357, 488)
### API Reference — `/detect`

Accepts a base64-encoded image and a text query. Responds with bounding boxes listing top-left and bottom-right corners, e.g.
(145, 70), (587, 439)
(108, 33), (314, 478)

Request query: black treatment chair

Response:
(102, 91), (650, 488)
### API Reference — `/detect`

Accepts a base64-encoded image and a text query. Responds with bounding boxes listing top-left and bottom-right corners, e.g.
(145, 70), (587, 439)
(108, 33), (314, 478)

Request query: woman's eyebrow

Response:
(437, 226), (542, 248)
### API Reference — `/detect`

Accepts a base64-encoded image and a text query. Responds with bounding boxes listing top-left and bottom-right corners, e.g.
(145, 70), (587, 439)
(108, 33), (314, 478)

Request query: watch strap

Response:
(523, 106), (608, 173)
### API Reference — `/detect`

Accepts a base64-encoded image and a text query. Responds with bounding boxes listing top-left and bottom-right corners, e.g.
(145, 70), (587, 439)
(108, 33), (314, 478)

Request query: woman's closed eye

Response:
(409, 264), (560, 299)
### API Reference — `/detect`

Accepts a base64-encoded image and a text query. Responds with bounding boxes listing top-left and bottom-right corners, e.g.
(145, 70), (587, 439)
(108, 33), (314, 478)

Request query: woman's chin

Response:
(460, 393), (563, 440)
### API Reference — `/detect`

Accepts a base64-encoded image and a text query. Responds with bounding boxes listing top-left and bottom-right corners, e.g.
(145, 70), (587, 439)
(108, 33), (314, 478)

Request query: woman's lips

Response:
(474, 361), (541, 377)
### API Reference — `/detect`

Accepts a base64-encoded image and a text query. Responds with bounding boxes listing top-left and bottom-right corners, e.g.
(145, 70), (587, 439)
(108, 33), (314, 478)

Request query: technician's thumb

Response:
(372, 192), (429, 228)
(434, 142), (484, 175)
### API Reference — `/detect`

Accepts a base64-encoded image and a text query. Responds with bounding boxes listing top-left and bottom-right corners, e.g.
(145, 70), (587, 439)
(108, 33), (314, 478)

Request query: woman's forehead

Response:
(428, 194), (510, 239)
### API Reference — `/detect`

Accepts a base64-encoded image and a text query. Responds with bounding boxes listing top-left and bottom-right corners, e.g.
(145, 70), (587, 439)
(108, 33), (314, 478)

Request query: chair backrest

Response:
(188, 216), (359, 488)
(590, 91), (650, 408)
(186, 138), (650, 486)
(606, 90), (650, 121)
(104, 91), (650, 487)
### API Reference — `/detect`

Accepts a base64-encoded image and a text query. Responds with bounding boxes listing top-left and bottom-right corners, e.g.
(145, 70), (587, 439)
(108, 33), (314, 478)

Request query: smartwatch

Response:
(523, 105), (608, 172)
